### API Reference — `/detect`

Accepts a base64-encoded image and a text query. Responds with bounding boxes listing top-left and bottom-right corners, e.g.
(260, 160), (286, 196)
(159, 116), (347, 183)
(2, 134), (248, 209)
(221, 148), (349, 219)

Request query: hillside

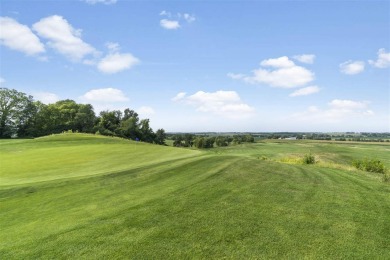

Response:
(0, 134), (389, 259)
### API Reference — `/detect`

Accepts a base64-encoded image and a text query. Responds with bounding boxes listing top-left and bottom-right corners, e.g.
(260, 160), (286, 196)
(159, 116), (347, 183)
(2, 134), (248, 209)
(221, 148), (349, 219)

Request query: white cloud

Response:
(293, 54), (315, 64)
(289, 86), (320, 97)
(183, 13), (196, 23)
(246, 65), (314, 88)
(369, 48), (390, 68)
(0, 77), (5, 85)
(97, 43), (139, 74)
(173, 90), (255, 119)
(83, 0), (117, 4)
(160, 19), (180, 30)
(328, 99), (369, 109)
(160, 10), (171, 17)
(81, 88), (129, 102)
(79, 88), (130, 113)
(106, 42), (120, 52)
(233, 56), (314, 88)
(339, 60), (365, 75)
(292, 99), (373, 123)
(159, 11), (195, 29)
(32, 15), (97, 61)
(0, 17), (45, 56)
(227, 73), (245, 80)
(33, 92), (60, 104)
(138, 106), (155, 117)
(171, 92), (186, 101)
(260, 56), (295, 68)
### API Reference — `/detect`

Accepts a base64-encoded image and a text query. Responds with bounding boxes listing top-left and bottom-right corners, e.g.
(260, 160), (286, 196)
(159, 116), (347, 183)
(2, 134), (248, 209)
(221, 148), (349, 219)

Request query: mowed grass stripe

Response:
(0, 155), (238, 253)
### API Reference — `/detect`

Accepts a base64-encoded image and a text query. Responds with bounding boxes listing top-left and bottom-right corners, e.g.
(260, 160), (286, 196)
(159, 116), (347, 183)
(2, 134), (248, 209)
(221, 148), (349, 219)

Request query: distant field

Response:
(1, 134), (389, 259)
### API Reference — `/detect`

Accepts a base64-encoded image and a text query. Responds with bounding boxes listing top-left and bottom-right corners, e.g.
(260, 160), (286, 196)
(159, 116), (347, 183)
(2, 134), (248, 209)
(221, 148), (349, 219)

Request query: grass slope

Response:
(1, 134), (389, 259)
(0, 134), (202, 186)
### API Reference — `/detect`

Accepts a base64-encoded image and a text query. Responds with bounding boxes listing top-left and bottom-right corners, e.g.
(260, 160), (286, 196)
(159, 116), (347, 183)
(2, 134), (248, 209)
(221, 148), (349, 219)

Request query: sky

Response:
(1, 0), (389, 132)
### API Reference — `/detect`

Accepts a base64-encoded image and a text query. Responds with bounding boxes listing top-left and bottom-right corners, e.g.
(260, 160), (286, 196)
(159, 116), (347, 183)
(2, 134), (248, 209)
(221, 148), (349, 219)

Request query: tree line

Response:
(170, 134), (255, 148)
(0, 88), (166, 144)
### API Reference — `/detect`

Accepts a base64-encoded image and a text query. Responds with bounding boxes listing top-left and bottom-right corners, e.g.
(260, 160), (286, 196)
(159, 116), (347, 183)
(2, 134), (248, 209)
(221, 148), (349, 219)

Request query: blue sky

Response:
(1, 0), (389, 132)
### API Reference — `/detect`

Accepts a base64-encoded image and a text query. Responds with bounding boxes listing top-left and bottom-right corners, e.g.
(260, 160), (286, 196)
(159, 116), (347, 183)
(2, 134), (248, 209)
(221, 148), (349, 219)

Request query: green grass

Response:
(1, 134), (389, 259)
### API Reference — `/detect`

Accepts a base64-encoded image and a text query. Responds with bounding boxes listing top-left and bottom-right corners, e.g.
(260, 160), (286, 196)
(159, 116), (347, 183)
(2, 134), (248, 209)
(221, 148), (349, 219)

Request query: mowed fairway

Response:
(1, 134), (390, 259)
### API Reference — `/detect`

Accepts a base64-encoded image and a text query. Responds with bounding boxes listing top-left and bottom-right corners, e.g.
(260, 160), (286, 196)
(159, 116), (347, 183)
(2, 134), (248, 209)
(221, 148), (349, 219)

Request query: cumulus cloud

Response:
(246, 65), (314, 88)
(98, 53), (139, 74)
(159, 11), (195, 29)
(79, 88), (130, 113)
(0, 17), (45, 56)
(328, 99), (369, 109)
(231, 56), (314, 88)
(293, 54), (315, 64)
(183, 13), (196, 23)
(160, 19), (180, 30)
(138, 106), (155, 116)
(260, 56), (295, 68)
(83, 0), (117, 4)
(339, 60), (365, 75)
(369, 48), (390, 68)
(291, 99), (373, 123)
(33, 92), (60, 104)
(289, 86), (320, 97)
(171, 92), (186, 101)
(173, 90), (255, 119)
(81, 88), (129, 102)
(32, 15), (97, 61)
(227, 73), (245, 80)
(160, 10), (171, 17)
(97, 42), (139, 74)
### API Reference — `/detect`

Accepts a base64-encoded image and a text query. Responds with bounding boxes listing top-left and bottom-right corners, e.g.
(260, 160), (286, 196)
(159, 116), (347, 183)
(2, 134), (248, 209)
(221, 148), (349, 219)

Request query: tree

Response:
(215, 136), (228, 147)
(74, 104), (95, 133)
(0, 88), (34, 138)
(118, 117), (140, 139)
(96, 110), (122, 136)
(173, 134), (184, 147)
(183, 133), (194, 147)
(17, 101), (43, 137)
(193, 137), (205, 148)
(139, 119), (155, 143)
(154, 128), (166, 145)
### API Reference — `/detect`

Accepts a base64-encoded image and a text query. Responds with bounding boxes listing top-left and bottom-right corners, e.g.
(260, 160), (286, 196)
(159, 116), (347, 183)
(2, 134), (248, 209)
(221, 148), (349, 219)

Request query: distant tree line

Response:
(0, 88), (166, 144)
(169, 134), (255, 148)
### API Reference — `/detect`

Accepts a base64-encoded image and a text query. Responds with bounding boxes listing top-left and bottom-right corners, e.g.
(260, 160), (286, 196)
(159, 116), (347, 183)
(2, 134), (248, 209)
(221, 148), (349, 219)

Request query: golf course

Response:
(1, 133), (389, 259)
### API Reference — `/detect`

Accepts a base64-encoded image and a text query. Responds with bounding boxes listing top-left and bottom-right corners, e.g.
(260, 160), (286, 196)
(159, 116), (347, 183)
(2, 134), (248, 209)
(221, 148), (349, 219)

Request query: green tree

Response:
(215, 136), (228, 147)
(154, 128), (166, 145)
(16, 101), (44, 137)
(0, 88), (34, 138)
(74, 104), (95, 133)
(96, 110), (122, 136)
(193, 137), (205, 148)
(183, 133), (194, 147)
(139, 119), (155, 143)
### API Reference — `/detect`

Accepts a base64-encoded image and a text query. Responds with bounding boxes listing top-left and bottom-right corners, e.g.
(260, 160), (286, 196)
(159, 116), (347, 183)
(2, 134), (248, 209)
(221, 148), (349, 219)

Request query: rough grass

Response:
(0, 134), (390, 259)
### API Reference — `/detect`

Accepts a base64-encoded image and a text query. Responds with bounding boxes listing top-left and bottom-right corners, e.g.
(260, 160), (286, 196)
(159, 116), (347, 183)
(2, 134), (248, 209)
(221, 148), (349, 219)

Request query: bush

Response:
(352, 158), (386, 174)
(303, 153), (316, 164)
(383, 173), (390, 183)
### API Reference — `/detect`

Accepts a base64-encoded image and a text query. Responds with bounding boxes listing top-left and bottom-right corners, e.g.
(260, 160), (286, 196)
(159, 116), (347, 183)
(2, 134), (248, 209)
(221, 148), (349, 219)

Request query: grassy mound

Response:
(0, 134), (389, 258)
(0, 133), (202, 186)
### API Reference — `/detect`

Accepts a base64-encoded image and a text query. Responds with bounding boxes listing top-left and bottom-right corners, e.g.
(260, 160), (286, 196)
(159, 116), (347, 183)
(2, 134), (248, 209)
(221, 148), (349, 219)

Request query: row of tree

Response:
(0, 88), (166, 144)
(170, 134), (255, 148)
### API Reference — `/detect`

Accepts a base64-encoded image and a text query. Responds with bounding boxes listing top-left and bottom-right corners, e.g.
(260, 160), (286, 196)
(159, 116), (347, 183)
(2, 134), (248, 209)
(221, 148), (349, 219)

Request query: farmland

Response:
(1, 133), (389, 259)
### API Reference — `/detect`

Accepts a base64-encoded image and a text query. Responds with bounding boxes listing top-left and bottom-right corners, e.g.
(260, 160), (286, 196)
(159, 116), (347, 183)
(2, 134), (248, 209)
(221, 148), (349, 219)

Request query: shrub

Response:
(383, 173), (390, 183)
(352, 158), (386, 174)
(303, 153), (316, 164)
